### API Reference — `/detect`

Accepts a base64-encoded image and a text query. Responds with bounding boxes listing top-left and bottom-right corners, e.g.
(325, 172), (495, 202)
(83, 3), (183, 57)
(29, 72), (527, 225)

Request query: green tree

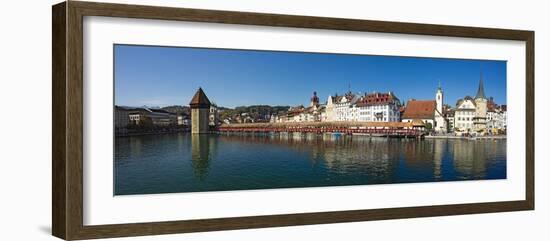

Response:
(425, 122), (433, 131)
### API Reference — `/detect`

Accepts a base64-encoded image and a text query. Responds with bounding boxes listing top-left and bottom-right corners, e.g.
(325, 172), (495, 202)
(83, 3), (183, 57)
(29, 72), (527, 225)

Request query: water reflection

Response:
(115, 132), (506, 195)
(190, 134), (212, 180)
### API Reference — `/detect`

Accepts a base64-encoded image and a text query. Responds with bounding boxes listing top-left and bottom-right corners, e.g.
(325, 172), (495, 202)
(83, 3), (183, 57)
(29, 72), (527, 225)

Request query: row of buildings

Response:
(270, 76), (507, 135)
(114, 99), (220, 130)
(115, 106), (186, 128)
(115, 77), (506, 136)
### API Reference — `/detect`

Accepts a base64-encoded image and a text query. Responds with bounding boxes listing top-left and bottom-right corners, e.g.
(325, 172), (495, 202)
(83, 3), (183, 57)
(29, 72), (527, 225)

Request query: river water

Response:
(114, 133), (506, 195)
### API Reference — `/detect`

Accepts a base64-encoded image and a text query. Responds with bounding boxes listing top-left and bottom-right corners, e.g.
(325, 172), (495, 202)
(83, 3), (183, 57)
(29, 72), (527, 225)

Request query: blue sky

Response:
(114, 44), (506, 108)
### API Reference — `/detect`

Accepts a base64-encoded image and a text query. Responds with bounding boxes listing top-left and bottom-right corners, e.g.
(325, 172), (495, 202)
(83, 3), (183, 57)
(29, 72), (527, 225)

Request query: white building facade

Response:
(486, 101), (507, 134)
(355, 92), (401, 122)
(454, 97), (476, 133)
(326, 92), (360, 122)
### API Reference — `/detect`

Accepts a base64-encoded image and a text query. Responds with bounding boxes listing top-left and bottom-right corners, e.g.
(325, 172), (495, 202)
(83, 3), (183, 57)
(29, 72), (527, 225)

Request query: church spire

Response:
(475, 72), (486, 100)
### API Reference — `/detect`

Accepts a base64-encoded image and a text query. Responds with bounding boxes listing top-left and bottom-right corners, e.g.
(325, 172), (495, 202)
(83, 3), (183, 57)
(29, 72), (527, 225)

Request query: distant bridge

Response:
(217, 121), (426, 138)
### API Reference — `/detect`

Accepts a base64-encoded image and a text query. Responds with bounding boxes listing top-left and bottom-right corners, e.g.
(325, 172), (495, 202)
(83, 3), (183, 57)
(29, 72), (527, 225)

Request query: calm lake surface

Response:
(114, 133), (506, 195)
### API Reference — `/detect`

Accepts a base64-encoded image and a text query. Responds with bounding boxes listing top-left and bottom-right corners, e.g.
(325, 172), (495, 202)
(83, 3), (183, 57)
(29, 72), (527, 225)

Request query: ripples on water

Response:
(114, 133), (506, 195)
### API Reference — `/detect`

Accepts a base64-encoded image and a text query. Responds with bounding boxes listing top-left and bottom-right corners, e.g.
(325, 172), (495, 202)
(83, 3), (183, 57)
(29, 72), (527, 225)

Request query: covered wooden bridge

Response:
(217, 121), (426, 138)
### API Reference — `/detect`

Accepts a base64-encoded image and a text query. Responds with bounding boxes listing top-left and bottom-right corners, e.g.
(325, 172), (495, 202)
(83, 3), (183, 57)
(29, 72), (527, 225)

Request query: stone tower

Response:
(473, 73), (488, 134)
(189, 87), (211, 134)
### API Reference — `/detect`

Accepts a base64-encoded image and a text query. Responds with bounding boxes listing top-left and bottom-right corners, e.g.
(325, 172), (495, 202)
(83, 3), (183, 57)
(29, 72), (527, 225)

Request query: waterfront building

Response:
(209, 103), (220, 127)
(273, 90), (401, 124)
(146, 108), (177, 126)
(161, 105), (189, 116)
(304, 105), (325, 122)
(501, 105), (507, 130)
(285, 105), (306, 122)
(189, 87), (212, 134)
(240, 113), (255, 123)
(177, 113), (190, 126)
(126, 108), (177, 126)
(271, 91), (327, 123)
(453, 74), (491, 135)
(355, 92), (402, 122)
(444, 106), (455, 132)
(401, 100), (437, 130)
(486, 98), (507, 134)
(401, 85), (446, 132)
(127, 108), (154, 126)
(115, 106), (131, 128)
(270, 114), (277, 123)
(325, 95), (335, 122)
(128, 111), (144, 125)
(326, 91), (360, 121)
(454, 96), (476, 133)
(116, 105), (183, 128)
(304, 91), (325, 122)
(319, 106), (328, 122)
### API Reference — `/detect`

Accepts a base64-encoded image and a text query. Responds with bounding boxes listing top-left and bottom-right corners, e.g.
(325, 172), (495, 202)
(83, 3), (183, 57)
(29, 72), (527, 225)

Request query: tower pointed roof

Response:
(475, 72), (486, 100)
(189, 87), (211, 108)
(310, 91), (319, 105)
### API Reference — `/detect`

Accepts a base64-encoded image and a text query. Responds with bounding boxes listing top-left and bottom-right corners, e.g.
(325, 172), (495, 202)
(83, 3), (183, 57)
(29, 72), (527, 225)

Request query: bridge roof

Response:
(220, 121), (415, 129)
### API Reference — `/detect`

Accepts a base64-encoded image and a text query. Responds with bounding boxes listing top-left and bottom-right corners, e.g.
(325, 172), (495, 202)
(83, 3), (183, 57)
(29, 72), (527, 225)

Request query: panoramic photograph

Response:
(113, 44), (507, 195)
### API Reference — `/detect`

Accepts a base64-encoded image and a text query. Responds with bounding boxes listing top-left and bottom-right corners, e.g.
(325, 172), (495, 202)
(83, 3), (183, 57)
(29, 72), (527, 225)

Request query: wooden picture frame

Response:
(52, 1), (534, 240)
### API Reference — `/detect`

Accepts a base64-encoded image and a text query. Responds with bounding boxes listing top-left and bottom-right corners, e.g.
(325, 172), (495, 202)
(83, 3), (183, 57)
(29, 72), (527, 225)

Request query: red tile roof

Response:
(402, 100), (436, 119)
(356, 92), (399, 107)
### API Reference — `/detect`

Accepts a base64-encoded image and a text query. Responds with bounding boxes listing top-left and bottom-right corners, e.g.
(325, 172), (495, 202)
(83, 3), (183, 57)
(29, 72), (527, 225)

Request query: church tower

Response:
(473, 73), (488, 134)
(189, 87), (211, 134)
(310, 91), (320, 107)
(436, 81), (443, 114)
(434, 82), (446, 133)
